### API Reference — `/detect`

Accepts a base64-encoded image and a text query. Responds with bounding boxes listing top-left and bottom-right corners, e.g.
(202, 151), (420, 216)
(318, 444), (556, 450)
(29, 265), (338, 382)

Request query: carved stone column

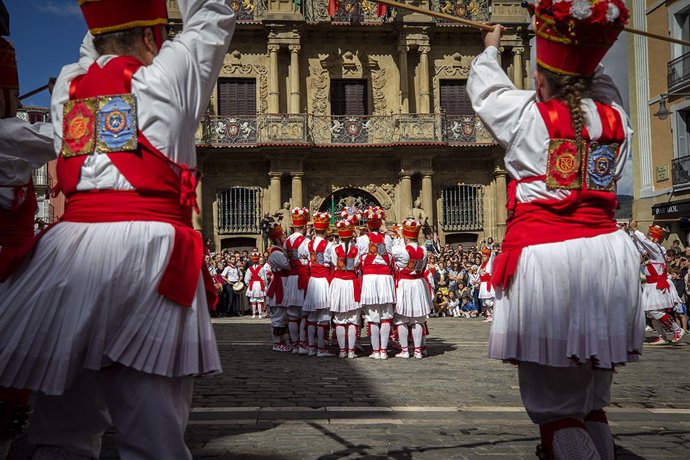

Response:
(512, 47), (524, 90)
(399, 172), (412, 219)
(419, 45), (431, 113)
(268, 44), (280, 113)
(421, 172), (434, 225)
(398, 44), (409, 113)
(493, 166), (508, 240)
(289, 44), (301, 114)
(269, 172), (282, 214)
(291, 172), (303, 208)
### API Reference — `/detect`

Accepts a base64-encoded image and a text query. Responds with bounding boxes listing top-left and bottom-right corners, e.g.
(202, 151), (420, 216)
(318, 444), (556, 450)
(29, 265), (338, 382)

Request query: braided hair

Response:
(537, 64), (593, 145)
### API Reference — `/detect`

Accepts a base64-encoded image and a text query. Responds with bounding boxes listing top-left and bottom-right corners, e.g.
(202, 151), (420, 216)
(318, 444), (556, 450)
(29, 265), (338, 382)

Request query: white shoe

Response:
(645, 325), (654, 332)
(339, 351), (347, 358)
(649, 336), (668, 345)
(369, 351), (381, 360)
(380, 351), (388, 360)
(272, 343), (291, 352)
(252, 315), (256, 318)
(291, 346), (299, 354)
(414, 350), (423, 359)
(317, 349), (336, 357)
(348, 350), (356, 359)
(672, 328), (686, 343)
(396, 350), (410, 359)
(308, 347), (317, 356)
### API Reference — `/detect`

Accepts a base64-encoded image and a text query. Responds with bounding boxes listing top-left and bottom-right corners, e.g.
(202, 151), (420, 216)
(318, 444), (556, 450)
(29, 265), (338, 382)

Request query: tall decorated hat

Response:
(313, 211), (332, 231)
(401, 218), (421, 239)
(648, 224), (665, 241)
(535, 0), (629, 76)
(0, 38), (18, 92)
(267, 222), (284, 242)
(79, 0), (168, 36)
(336, 218), (356, 239)
(340, 207), (361, 223)
(363, 206), (384, 229)
(250, 251), (260, 262)
(481, 247), (492, 256)
(291, 207), (309, 227)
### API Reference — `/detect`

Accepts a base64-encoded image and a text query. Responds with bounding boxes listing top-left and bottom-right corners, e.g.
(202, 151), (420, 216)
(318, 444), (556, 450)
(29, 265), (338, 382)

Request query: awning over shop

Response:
(652, 199), (690, 219)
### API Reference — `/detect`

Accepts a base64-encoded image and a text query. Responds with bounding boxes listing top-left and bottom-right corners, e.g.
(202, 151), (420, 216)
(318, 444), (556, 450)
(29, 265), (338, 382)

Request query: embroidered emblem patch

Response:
(368, 243), (378, 255)
(97, 95), (137, 153)
(586, 142), (618, 191)
(315, 252), (325, 265)
(414, 259), (425, 272)
(61, 98), (97, 157)
(345, 258), (355, 271)
(287, 249), (298, 261)
(546, 138), (583, 190)
(377, 243), (387, 257)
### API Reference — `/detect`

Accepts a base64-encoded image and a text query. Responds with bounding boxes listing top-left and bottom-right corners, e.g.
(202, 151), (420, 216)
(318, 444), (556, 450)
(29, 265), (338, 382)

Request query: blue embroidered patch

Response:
(587, 142), (618, 191)
(315, 252), (325, 265)
(97, 95), (137, 152)
(377, 243), (387, 256)
(345, 258), (355, 270)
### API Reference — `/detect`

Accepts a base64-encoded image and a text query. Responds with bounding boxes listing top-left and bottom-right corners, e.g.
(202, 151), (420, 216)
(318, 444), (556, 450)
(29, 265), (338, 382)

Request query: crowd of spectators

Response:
(658, 238), (690, 331)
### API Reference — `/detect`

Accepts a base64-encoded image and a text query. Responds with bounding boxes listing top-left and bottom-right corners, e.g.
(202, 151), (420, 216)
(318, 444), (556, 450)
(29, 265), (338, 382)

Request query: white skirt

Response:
(360, 274), (396, 306)
(395, 278), (432, 318)
(282, 274), (305, 307)
(245, 280), (266, 299)
(266, 277), (286, 307)
(489, 230), (644, 369)
(641, 281), (682, 312)
(329, 278), (361, 313)
(0, 221), (221, 396)
(303, 277), (330, 312)
(479, 281), (495, 299)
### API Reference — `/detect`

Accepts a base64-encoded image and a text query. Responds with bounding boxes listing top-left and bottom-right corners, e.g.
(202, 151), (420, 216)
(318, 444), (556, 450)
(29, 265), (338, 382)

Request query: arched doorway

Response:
(319, 188), (381, 225)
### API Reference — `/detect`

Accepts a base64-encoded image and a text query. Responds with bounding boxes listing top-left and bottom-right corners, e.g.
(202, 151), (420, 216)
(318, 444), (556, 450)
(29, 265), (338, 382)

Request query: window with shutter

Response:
(677, 109), (690, 158)
(440, 80), (473, 116)
(330, 79), (368, 115)
(217, 78), (257, 116)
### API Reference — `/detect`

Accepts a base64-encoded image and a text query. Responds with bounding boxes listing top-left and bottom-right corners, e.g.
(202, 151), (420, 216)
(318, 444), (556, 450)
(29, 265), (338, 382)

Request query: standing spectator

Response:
(222, 256), (241, 316)
(260, 212), (274, 250)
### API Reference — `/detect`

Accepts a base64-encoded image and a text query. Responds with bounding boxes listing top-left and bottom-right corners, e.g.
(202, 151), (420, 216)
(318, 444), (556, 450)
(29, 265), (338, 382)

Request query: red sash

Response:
(646, 263), (670, 291)
(309, 238), (331, 280)
(399, 273), (423, 280)
(401, 245), (425, 276)
(493, 100), (624, 289)
(248, 265), (265, 291)
(333, 270), (362, 302)
(266, 246), (286, 303)
(286, 234), (309, 290)
(362, 232), (391, 275)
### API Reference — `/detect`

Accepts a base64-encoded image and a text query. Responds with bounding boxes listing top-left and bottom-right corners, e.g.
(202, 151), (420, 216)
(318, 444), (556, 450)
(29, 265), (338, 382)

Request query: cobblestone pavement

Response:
(13, 317), (690, 459)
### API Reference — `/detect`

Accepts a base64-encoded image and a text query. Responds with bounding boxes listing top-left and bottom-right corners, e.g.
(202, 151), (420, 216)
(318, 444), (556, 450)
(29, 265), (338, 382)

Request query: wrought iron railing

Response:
(430, 0), (490, 23)
(35, 200), (55, 224)
(217, 187), (261, 234)
(672, 155), (690, 187)
(303, 0), (393, 22)
(199, 113), (495, 146)
(441, 184), (484, 231)
(668, 51), (690, 93)
(32, 165), (50, 187)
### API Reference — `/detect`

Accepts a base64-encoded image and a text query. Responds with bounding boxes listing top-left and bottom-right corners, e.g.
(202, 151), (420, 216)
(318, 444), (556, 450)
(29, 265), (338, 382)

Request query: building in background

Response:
(630, 0), (690, 245)
(167, 0), (531, 251)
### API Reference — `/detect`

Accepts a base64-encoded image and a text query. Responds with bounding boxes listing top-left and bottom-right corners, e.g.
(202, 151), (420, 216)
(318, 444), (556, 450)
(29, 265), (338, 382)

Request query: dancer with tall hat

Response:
(478, 246), (495, 321)
(245, 250), (267, 318)
(467, 0), (643, 458)
(283, 206), (311, 353)
(629, 221), (685, 344)
(391, 218), (433, 359)
(330, 212), (363, 359)
(357, 206), (396, 360)
(266, 222), (292, 352)
(0, 36), (55, 460)
(303, 211), (336, 357)
(0, 0), (236, 457)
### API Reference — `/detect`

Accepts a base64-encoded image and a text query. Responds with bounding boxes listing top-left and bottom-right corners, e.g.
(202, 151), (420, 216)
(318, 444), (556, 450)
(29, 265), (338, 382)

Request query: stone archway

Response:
(318, 187), (381, 225)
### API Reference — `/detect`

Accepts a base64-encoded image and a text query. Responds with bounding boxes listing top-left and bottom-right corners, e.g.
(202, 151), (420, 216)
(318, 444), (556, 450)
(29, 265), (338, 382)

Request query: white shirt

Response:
(284, 232), (310, 266)
(356, 231), (393, 265)
(221, 265), (240, 283)
(391, 240), (427, 274)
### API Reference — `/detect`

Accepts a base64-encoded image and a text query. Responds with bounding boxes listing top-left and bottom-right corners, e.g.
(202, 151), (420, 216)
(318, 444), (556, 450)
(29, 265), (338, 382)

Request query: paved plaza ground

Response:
(12, 317), (690, 459)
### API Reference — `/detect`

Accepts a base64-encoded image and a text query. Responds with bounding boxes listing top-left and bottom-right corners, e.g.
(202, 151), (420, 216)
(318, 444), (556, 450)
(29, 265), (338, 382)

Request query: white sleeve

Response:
(356, 236), (368, 255)
(244, 269), (251, 284)
(466, 46), (538, 150)
(324, 242), (334, 266)
(260, 266), (267, 282)
(391, 242), (408, 268)
(0, 118), (55, 168)
(298, 240), (311, 261)
(384, 234), (393, 255)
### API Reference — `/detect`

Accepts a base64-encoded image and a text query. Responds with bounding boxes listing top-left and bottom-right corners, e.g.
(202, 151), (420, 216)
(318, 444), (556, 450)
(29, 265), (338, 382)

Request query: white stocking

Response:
(336, 325), (347, 351)
(585, 421), (615, 460)
(411, 323), (424, 350)
(552, 427), (600, 460)
(317, 324), (327, 350)
(397, 324), (409, 351)
(288, 320), (300, 344)
(348, 324), (358, 351)
(299, 317), (307, 345)
(307, 323), (316, 348)
(380, 321), (391, 351)
(369, 323), (381, 351)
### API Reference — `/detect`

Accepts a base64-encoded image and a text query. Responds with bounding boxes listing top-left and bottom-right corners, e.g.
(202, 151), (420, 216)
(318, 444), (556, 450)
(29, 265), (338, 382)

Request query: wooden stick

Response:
(375, 0), (690, 48)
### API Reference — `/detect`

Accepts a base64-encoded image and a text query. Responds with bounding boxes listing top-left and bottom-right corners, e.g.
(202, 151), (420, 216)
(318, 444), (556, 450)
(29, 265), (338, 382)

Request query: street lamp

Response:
(654, 92), (690, 120)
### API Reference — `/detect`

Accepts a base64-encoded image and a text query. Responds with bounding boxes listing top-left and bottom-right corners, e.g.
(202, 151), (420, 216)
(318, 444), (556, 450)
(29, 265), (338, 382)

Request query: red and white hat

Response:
(481, 247), (492, 256)
(250, 251), (260, 262)
(339, 208), (361, 223)
(648, 224), (665, 241)
(267, 222), (284, 242)
(401, 218), (421, 239)
(313, 211), (332, 231)
(535, 0), (628, 76)
(79, 0), (168, 36)
(363, 206), (384, 230)
(336, 218), (356, 239)
(291, 207), (309, 227)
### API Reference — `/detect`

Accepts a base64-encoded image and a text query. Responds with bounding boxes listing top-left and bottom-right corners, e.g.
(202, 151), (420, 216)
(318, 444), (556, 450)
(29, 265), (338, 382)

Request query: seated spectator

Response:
(447, 290), (461, 317)
(460, 295), (479, 318)
(433, 291), (448, 317)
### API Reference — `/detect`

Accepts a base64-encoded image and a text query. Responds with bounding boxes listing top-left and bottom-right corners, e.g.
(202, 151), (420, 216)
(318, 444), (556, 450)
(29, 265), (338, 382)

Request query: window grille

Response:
(217, 187), (261, 234)
(441, 184), (484, 231)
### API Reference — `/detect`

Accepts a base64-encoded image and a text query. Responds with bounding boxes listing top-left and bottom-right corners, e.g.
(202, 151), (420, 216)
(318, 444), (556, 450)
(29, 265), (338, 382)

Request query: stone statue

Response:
(274, 201), (291, 234)
(410, 198), (428, 224)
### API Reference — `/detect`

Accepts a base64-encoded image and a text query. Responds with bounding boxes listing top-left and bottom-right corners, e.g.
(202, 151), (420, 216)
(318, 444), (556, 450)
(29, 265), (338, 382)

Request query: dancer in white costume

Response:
(245, 251), (267, 318)
(303, 211), (335, 357)
(392, 219), (433, 359)
(330, 216), (363, 359)
(629, 222), (685, 344)
(265, 222), (292, 352)
(0, 1), (236, 458)
(467, 4), (643, 458)
(283, 207), (311, 354)
(477, 246), (495, 321)
(357, 206), (396, 360)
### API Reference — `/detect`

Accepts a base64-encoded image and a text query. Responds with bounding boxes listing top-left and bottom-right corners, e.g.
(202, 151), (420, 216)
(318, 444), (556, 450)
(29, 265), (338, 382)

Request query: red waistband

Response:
(310, 265), (331, 278)
(362, 264), (391, 276)
(333, 270), (358, 281)
(479, 273), (492, 282)
(646, 274), (670, 291)
(399, 272), (423, 280)
(62, 190), (213, 308)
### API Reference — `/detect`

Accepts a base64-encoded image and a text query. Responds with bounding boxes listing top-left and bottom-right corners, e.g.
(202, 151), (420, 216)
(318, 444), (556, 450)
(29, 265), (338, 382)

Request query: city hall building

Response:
(167, 0), (530, 250)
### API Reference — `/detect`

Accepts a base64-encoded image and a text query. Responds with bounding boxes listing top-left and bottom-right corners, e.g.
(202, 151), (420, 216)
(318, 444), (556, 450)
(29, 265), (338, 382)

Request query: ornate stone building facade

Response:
(168, 0), (530, 250)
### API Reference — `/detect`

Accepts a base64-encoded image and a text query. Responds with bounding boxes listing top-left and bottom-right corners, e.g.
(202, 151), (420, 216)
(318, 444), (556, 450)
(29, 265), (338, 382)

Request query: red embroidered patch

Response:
(61, 98), (97, 157)
(546, 138), (583, 190)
